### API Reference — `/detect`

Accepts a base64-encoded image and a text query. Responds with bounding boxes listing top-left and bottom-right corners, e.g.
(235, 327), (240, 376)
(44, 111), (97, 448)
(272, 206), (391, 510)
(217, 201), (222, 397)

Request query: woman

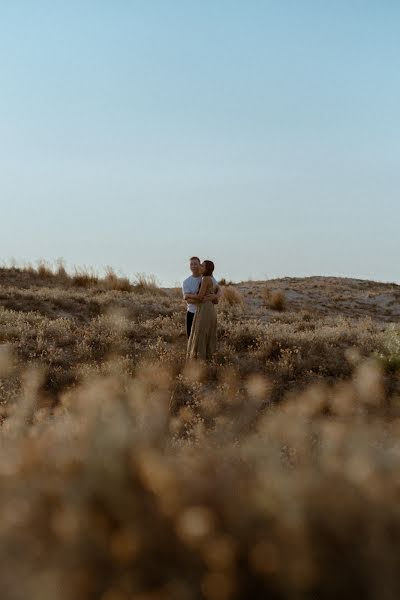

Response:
(186, 260), (218, 361)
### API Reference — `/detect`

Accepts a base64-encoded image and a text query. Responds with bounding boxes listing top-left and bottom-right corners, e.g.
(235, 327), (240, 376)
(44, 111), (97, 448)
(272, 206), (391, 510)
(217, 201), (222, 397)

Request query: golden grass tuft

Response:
(104, 267), (133, 292)
(71, 268), (99, 288)
(55, 258), (68, 280)
(220, 285), (244, 308)
(36, 259), (54, 279)
(262, 288), (286, 311)
(133, 272), (165, 295)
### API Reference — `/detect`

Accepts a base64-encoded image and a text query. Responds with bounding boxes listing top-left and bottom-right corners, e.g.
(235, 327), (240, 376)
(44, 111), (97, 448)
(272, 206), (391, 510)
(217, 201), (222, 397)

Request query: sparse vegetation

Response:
(0, 264), (399, 599)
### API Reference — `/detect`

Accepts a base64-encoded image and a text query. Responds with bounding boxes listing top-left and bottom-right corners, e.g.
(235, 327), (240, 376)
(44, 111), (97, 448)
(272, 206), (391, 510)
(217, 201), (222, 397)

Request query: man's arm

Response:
(184, 277), (210, 304)
(184, 293), (201, 303)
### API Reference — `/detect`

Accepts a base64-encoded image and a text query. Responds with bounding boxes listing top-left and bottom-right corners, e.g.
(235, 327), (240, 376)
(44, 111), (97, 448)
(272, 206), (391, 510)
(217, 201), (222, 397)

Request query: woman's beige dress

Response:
(186, 277), (217, 361)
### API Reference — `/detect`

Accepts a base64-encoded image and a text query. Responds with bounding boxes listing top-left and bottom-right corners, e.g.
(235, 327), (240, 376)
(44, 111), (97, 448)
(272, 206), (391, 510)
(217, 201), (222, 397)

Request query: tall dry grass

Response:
(220, 286), (245, 312)
(262, 288), (286, 311)
(71, 267), (100, 288)
(104, 267), (134, 292)
(133, 272), (165, 295)
(36, 259), (54, 279)
(0, 261), (165, 295)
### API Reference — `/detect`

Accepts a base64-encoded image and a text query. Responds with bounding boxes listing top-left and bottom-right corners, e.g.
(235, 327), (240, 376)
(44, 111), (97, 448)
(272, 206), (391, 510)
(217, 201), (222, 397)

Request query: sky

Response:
(1, 1), (399, 286)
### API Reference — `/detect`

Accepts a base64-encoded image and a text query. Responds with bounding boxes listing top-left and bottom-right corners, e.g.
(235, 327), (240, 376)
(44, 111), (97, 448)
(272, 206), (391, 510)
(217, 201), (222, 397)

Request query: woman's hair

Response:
(203, 260), (215, 277)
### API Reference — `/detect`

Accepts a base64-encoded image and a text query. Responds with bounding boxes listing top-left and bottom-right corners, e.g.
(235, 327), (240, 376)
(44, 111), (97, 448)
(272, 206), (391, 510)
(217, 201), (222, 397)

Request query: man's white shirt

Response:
(182, 275), (218, 313)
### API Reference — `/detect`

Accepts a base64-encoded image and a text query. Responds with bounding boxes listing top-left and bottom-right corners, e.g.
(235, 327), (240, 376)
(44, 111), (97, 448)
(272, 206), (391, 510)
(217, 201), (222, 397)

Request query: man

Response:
(182, 256), (221, 338)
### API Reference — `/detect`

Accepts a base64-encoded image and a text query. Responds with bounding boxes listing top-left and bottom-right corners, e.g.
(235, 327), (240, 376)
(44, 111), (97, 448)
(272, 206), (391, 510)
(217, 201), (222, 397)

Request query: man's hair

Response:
(190, 256), (200, 263)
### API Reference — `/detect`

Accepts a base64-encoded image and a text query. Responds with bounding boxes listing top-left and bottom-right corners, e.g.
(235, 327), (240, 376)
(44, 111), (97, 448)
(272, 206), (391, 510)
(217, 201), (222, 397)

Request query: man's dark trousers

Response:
(186, 311), (195, 338)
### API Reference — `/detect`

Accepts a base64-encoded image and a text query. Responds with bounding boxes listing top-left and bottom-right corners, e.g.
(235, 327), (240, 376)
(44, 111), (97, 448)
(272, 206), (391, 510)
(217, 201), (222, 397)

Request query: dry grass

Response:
(36, 259), (54, 279)
(71, 268), (99, 288)
(262, 288), (287, 311)
(133, 272), (165, 295)
(0, 261), (162, 294)
(0, 266), (399, 598)
(220, 285), (245, 310)
(104, 266), (134, 292)
(55, 259), (69, 281)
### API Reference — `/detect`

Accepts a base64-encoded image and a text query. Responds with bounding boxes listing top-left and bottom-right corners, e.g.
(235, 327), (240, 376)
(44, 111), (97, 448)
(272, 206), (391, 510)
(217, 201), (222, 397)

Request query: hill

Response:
(0, 268), (400, 402)
(2, 267), (400, 323)
(238, 276), (400, 322)
(0, 266), (398, 404)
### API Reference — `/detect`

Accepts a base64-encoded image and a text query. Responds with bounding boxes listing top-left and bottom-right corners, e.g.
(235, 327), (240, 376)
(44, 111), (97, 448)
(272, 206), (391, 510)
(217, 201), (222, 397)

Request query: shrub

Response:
(36, 259), (54, 279)
(377, 324), (400, 372)
(104, 267), (133, 292)
(133, 273), (165, 295)
(262, 288), (286, 311)
(55, 259), (69, 281)
(220, 285), (245, 310)
(72, 268), (99, 288)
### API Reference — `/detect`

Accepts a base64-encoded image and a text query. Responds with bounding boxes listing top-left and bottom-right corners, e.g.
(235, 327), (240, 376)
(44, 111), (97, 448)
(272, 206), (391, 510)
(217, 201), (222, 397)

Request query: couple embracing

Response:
(182, 256), (221, 361)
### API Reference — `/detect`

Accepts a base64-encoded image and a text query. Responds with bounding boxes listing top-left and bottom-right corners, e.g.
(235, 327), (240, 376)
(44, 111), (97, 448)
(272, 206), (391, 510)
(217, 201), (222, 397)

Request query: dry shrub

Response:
(104, 267), (133, 292)
(36, 259), (54, 279)
(133, 272), (165, 295)
(72, 268), (99, 288)
(23, 262), (36, 275)
(225, 321), (263, 352)
(377, 324), (400, 373)
(262, 288), (286, 311)
(220, 285), (244, 309)
(55, 259), (69, 281)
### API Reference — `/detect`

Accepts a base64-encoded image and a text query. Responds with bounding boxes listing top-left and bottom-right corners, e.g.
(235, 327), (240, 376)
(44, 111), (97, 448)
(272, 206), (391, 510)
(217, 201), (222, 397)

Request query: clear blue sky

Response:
(1, 2), (399, 286)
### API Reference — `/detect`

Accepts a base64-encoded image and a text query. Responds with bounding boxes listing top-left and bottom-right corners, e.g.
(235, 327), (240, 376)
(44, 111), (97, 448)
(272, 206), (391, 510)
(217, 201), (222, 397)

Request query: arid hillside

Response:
(1, 267), (399, 324)
(238, 276), (400, 323)
(0, 266), (399, 406)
